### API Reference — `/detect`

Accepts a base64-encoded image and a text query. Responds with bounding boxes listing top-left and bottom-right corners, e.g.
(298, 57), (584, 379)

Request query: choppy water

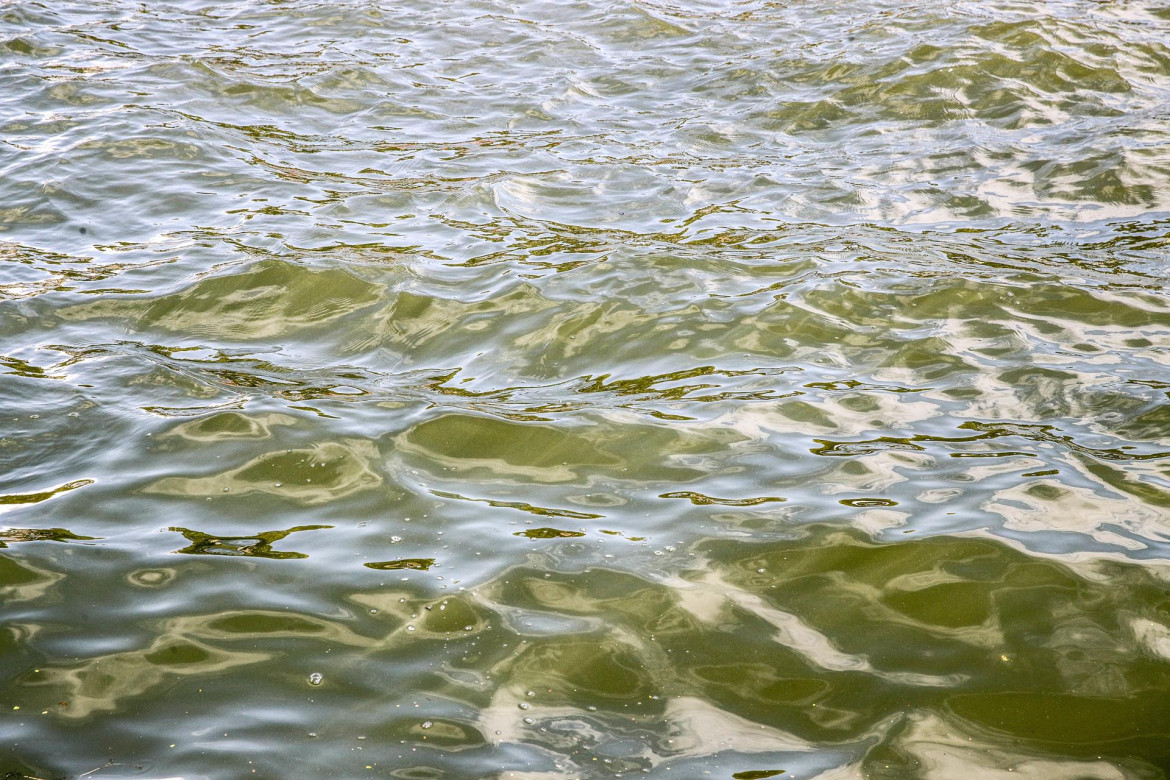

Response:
(3, 0), (1170, 777)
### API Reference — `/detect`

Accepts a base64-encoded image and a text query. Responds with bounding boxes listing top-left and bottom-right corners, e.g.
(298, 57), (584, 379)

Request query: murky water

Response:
(2, 0), (1170, 777)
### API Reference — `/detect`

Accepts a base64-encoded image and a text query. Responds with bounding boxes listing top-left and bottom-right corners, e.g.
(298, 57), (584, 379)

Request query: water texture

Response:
(2, 0), (1170, 776)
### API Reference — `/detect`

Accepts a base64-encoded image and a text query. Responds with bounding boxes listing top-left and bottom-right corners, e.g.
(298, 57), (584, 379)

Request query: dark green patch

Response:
(514, 527), (586, 539)
(365, 558), (436, 570)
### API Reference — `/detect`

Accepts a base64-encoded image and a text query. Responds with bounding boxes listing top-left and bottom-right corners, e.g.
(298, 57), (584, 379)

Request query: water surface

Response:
(3, 0), (1170, 777)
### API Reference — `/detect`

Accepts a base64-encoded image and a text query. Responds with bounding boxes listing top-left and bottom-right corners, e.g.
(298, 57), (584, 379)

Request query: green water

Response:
(3, 0), (1170, 777)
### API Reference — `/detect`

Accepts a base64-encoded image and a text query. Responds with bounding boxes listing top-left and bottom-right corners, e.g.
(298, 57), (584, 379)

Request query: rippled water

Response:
(3, 0), (1170, 777)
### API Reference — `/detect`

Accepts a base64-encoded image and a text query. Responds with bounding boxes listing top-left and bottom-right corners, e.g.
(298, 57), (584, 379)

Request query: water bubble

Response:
(526, 690), (535, 697)
(518, 703), (530, 710)
(522, 717), (535, 725)
(420, 721), (432, 730)
(308, 672), (323, 686)
(406, 624), (416, 632)
(390, 536), (402, 543)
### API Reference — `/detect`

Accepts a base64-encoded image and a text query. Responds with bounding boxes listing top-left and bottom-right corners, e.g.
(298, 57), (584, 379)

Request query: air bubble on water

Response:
(406, 624), (416, 632)
(526, 690), (535, 697)
(522, 717), (535, 725)
(308, 672), (323, 686)
(274, 482), (282, 488)
(464, 625), (473, 631)
(390, 536), (402, 543)
(518, 703), (529, 710)
(757, 568), (766, 574)
(421, 721), (432, 730)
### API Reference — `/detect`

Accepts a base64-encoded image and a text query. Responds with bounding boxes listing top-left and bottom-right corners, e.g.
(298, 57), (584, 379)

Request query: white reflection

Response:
(878, 711), (1139, 779)
(665, 570), (968, 686)
(983, 476), (1164, 550)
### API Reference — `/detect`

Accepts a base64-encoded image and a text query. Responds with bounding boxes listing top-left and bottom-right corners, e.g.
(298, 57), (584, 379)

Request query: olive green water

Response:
(3, 0), (1170, 777)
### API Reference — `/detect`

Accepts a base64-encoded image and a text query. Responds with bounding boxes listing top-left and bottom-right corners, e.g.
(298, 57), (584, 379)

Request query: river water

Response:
(2, 0), (1170, 777)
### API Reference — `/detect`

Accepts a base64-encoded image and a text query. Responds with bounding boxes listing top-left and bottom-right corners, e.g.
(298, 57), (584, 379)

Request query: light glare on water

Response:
(2, 0), (1170, 777)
